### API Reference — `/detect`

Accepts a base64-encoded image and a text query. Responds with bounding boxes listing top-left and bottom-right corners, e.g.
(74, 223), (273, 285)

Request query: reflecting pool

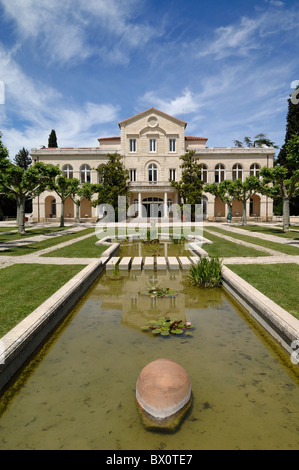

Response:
(0, 270), (298, 450)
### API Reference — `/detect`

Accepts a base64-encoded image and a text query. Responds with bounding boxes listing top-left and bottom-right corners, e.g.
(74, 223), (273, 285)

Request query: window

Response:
(169, 169), (176, 181)
(199, 164), (208, 183)
(80, 164), (91, 183)
(130, 169), (136, 182)
(232, 164), (243, 181)
(250, 163), (261, 178)
(129, 139), (136, 152)
(215, 164), (225, 183)
(148, 163), (158, 182)
(149, 139), (156, 152)
(62, 164), (73, 179)
(169, 139), (176, 152)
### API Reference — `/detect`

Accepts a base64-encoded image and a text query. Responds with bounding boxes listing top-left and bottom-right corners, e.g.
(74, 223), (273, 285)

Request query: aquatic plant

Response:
(139, 287), (177, 298)
(141, 316), (194, 337)
(188, 257), (222, 288)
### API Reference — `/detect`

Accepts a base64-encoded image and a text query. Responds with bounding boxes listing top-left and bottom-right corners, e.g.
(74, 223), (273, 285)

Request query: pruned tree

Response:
(260, 134), (299, 232)
(204, 180), (235, 222)
(228, 176), (261, 225)
(49, 175), (76, 227)
(70, 181), (101, 223)
(0, 161), (60, 234)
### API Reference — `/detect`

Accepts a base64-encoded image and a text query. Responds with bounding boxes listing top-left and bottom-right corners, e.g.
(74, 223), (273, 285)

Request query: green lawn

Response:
(0, 227), (95, 256)
(226, 263), (299, 320)
(238, 224), (299, 240)
(0, 264), (85, 337)
(207, 226), (299, 255)
(43, 235), (108, 258)
(0, 225), (71, 242)
(203, 230), (268, 258)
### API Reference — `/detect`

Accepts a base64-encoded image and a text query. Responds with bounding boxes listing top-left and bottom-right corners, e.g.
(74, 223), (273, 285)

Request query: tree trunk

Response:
(282, 197), (290, 232)
(75, 203), (80, 224)
(60, 199), (65, 227)
(16, 196), (26, 235)
(242, 200), (247, 225)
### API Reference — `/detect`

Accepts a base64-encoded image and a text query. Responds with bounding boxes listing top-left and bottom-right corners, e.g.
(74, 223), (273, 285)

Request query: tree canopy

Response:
(93, 153), (130, 221)
(171, 150), (204, 219)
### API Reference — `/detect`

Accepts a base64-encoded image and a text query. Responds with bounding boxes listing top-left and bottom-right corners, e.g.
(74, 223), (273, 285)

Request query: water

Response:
(118, 240), (188, 258)
(0, 270), (298, 450)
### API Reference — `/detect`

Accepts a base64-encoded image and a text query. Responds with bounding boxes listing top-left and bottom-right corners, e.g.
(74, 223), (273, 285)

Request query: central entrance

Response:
(142, 197), (164, 218)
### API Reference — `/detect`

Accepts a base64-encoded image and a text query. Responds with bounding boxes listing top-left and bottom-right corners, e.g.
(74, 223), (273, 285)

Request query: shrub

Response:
(188, 257), (222, 288)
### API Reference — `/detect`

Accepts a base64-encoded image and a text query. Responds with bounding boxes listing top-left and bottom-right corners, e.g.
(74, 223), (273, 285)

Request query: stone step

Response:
(119, 257), (132, 270)
(178, 256), (192, 269)
(106, 257), (120, 270)
(156, 257), (167, 269)
(167, 257), (180, 270)
(131, 257), (143, 270)
(144, 256), (155, 270)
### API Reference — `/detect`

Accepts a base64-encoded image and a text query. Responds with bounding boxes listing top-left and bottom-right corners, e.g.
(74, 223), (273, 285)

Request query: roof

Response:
(97, 136), (121, 142)
(185, 136), (208, 141)
(118, 107), (188, 127)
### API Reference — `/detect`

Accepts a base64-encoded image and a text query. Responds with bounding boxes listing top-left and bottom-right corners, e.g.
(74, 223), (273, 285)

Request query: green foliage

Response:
(70, 181), (101, 223)
(188, 257), (222, 288)
(171, 150), (204, 218)
(277, 86), (299, 170)
(48, 129), (58, 148)
(0, 161), (60, 233)
(233, 134), (278, 148)
(14, 147), (31, 170)
(49, 174), (79, 227)
(139, 287), (177, 298)
(93, 153), (130, 220)
(141, 316), (194, 337)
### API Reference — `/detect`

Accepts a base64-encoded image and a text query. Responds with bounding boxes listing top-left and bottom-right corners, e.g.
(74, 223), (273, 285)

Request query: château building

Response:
(30, 107), (275, 222)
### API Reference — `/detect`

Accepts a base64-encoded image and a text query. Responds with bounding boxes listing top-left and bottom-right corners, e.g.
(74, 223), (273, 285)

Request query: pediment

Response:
(118, 107), (187, 128)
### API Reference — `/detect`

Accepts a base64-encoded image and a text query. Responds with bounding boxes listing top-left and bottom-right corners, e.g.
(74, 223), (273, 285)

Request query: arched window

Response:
(250, 163), (261, 178)
(62, 164), (73, 179)
(148, 163), (158, 182)
(215, 164), (225, 183)
(199, 164), (208, 183)
(232, 164), (243, 181)
(80, 164), (91, 183)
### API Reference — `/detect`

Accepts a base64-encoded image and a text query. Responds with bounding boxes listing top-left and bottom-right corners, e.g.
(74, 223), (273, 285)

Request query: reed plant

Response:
(188, 257), (223, 288)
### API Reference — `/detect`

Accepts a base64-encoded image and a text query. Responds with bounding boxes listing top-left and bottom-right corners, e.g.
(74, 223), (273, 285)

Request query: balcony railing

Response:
(128, 181), (173, 187)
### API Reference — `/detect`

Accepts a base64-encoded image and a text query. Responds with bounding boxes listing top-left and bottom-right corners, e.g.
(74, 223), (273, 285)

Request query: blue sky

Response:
(0, 0), (298, 158)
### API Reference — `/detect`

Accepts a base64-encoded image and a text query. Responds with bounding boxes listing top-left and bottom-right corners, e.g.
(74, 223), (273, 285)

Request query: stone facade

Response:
(30, 107), (275, 222)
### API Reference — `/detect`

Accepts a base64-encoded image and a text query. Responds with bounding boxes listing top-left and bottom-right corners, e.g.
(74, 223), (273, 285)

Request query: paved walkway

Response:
(1, 221), (299, 270)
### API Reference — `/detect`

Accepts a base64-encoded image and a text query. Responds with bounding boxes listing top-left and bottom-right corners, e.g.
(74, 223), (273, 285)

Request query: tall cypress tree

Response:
(277, 85), (299, 214)
(48, 129), (58, 148)
(277, 85), (299, 169)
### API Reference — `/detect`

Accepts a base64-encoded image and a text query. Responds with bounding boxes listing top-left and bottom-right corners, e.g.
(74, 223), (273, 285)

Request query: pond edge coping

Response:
(222, 265), (299, 357)
(0, 242), (119, 392)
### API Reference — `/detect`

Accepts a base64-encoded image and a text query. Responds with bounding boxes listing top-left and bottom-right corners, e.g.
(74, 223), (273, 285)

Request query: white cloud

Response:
(0, 0), (159, 65)
(0, 44), (119, 157)
(140, 88), (201, 116)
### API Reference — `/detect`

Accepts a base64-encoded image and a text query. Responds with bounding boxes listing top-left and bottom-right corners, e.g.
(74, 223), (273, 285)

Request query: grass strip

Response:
(203, 230), (269, 258)
(0, 227), (95, 256)
(206, 226), (299, 255)
(0, 264), (85, 337)
(226, 263), (299, 320)
(238, 225), (299, 240)
(43, 235), (107, 258)
(0, 225), (71, 242)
